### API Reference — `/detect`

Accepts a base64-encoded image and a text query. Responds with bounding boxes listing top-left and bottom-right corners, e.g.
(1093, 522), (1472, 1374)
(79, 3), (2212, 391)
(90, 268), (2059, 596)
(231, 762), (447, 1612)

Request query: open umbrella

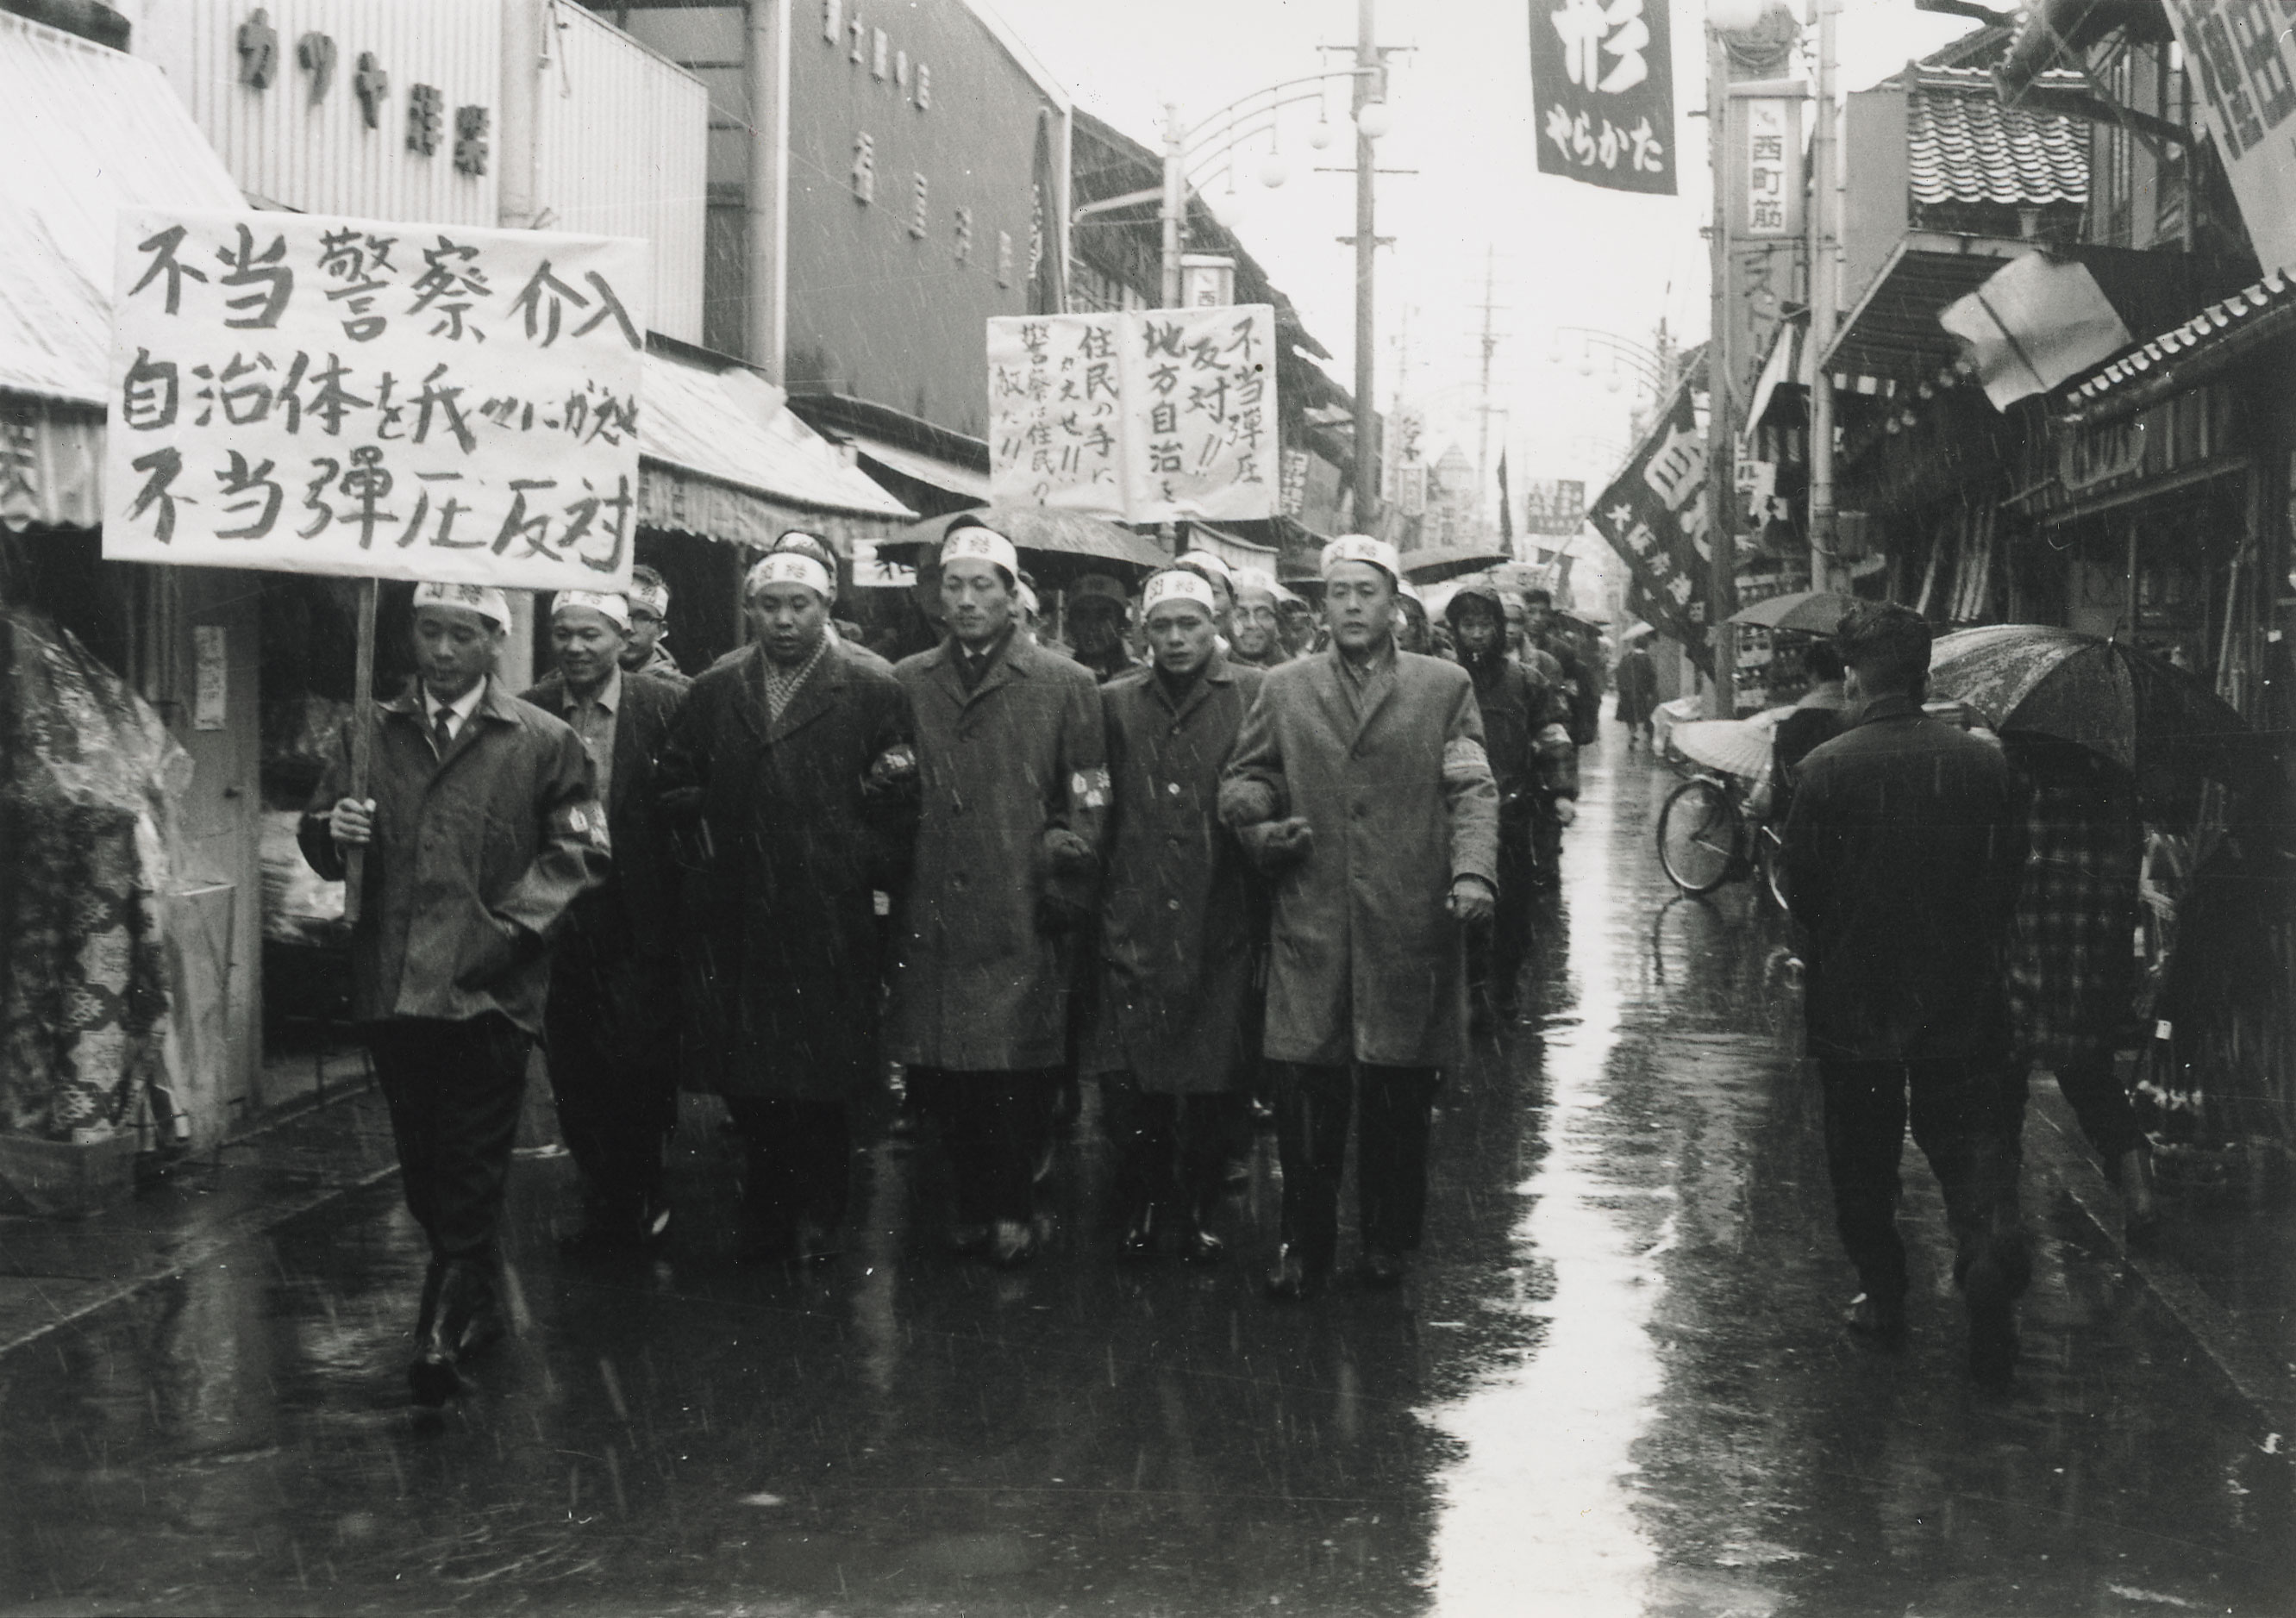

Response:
(872, 507), (1172, 584)
(1401, 543), (1515, 584)
(1727, 590), (1862, 634)
(1927, 625), (2252, 783)
(1669, 718), (1775, 783)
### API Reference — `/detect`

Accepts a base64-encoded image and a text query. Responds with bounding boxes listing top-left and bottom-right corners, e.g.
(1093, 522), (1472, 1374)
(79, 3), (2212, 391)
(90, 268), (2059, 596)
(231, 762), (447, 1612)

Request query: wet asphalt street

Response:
(3, 723), (2293, 1617)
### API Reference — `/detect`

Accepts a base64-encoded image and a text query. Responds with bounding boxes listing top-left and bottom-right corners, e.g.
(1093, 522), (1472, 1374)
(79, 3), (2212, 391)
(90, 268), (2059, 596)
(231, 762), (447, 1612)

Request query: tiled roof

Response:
(1906, 69), (2088, 209)
(2060, 270), (2296, 420)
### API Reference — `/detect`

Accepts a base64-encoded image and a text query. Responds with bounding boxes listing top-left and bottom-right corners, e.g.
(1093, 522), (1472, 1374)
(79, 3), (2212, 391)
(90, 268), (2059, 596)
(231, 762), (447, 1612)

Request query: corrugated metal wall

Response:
(139, 0), (503, 226)
(535, 4), (707, 344)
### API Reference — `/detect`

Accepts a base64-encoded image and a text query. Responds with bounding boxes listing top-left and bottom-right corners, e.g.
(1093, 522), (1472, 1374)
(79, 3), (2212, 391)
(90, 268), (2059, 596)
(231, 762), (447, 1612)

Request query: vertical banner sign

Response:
(1735, 96), (1803, 238)
(988, 304), (1276, 523)
(1586, 374), (1714, 674)
(1523, 478), (1587, 535)
(1530, 0), (1676, 195)
(2159, 0), (2296, 273)
(105, 208), (648, 589)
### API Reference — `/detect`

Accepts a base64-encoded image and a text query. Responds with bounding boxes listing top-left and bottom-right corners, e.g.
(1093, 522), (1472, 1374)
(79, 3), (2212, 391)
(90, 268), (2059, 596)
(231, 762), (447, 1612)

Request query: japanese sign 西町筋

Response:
(2158, 0), (2296, 275)
(1587, 370), (1713, 674)
(1530, 0), (1676, 195)
(104, 208), (648, 590)
(987, 305), (1276, 523)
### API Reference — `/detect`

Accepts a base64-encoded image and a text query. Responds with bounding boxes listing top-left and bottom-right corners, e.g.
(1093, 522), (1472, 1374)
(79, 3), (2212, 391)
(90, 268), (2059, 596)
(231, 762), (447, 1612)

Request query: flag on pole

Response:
(1497, 451), (1515, 552)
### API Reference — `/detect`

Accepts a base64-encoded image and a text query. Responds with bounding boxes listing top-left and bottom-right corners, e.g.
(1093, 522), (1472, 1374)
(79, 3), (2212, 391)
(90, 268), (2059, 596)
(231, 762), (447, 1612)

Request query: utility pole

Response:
(1351, 0), (1379, 533)
(1471, 245), (1507, 543)
(1705, 29), (1738, 717)
(1807, 0), (1839, 594)
(1160, 103), (1186, 309)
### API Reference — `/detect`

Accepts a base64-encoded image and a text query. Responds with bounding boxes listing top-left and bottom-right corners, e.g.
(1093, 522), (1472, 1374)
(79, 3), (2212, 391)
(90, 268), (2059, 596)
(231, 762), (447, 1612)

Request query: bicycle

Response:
(1655, 766), (1789, 909)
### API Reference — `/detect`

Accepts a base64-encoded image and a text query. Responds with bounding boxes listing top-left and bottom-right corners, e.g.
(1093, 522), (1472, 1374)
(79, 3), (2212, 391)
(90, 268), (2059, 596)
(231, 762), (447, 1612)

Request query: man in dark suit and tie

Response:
(525, 589), (687, 1256)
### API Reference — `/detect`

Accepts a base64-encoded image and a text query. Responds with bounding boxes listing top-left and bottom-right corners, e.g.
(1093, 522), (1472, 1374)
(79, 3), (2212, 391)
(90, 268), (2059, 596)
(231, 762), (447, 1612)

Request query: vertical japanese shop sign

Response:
(1733, 96), (1802, 239)
(105, 208), (648, 589)
(1530, 0), (1676, 195)
(1586, 375), (1713, 673)
(2161, 0), (2296, 272)
(988, 304), (1276, 523)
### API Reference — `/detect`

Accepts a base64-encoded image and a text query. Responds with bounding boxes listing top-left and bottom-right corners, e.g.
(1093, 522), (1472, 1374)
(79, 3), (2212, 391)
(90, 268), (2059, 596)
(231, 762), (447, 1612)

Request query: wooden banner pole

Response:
(342, 577), (378, 928)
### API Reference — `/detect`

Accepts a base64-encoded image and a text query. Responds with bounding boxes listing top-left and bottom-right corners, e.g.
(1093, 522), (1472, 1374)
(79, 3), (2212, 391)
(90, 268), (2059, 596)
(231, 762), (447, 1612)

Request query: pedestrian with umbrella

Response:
(1781, 604), (2030, 1385)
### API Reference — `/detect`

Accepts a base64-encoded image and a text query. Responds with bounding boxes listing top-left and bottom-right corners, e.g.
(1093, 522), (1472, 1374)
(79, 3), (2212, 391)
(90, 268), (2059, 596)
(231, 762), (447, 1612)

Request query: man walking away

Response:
(2003, 731), (2156, 1230)
(1221, 536), (1499, 1299)
(1445, 582), (1577, 1017)
(890, 522), (1107, 1267)
(1614, 636), (1660, 752)
(300, 583), (606, 1406)
(523, 590), (685, 1257)
(620, 565), (687, 686)
(1094, 569), (1267, 1264)
(1783, 604), (2030, 1385)
(660, 549), (915, 1265)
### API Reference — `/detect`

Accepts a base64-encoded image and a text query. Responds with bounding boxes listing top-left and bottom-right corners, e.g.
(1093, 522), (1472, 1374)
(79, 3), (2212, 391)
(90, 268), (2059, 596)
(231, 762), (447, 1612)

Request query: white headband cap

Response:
(553, 590), (630, 629)
(1018, 582), (1042, 616)
(942, 526), (1020, 580)
(746, 551), (835, 601)
(1142, 570), (1218, 615)
(1321, 534), (1401, 584)
(628, 578), (669, 616)
(1177, 550), (1236, 585)
(412, 580), (512, 628)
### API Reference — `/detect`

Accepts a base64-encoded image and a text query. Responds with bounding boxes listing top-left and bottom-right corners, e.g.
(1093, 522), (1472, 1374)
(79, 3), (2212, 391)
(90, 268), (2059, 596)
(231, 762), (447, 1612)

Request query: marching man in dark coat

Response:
(522, 590), (685, 1257)
(1092, 568), (1267, 1264)
(1782, 603), (2030, 1385)
(300, 581), (608, 1405)
(658, 547), (915, 1265)
(1220, 536), (1499, 1298)
(889, 522), (1108, 1268)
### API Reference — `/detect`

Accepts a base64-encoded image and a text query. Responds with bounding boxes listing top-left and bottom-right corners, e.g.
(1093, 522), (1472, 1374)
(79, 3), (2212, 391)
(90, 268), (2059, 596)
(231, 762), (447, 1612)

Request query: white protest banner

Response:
(988, 304), (1276, 524)
(104, 208), (647, 590)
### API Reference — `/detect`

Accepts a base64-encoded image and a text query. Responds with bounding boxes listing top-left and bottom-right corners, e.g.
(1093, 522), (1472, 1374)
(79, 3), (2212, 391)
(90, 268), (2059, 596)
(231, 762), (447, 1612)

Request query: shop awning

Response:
(1747, 313), (1814, 434)
(1186, 522), (1279, 576)
(636, 349), (914, 547)
(2056, 269), (2296, 425)
(847, 433), (992, 502)
(1, 14), (244, 406)
(1823, 232), (2034, 385)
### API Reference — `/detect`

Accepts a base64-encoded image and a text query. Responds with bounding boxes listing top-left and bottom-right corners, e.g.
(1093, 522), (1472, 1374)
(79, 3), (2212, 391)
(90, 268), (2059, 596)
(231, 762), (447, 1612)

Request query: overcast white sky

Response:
(989, 0), (1972, 504)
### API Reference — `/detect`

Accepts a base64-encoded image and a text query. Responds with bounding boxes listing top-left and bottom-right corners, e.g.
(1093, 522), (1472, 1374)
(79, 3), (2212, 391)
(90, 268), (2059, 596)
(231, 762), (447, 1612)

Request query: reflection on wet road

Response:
(2, 726), (2289, 1616)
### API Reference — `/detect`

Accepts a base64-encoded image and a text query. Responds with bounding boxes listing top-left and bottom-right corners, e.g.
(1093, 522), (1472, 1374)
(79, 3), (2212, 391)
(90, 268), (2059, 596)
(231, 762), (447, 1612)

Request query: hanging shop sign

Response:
(1530, 0), (1676, 195)
(104, 207), (648, 590)
(1522, 477), (1586, 536)
(2160, 0), (2296, 273)
(1587, 374), (1713, 672)
(987, 304), (1277, 523)
(1730, 94), (1803, 239)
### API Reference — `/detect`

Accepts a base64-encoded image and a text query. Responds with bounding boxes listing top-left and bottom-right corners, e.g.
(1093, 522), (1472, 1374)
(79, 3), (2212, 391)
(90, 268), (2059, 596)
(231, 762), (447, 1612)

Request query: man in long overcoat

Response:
(301, 582), (606, 1405)
(889, 522), (1107, 1267)
(1093, 569), (1267, 1264)
(1782, 603), (2030, 1385)
(1220, 536), (1499, 1298)
(522, 590), (685, 1257)
(658, 549), (914, 1265)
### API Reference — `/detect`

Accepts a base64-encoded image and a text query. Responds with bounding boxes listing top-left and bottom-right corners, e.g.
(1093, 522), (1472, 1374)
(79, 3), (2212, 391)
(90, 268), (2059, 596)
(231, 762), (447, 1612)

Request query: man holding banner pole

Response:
(299, 583), (609, 1407)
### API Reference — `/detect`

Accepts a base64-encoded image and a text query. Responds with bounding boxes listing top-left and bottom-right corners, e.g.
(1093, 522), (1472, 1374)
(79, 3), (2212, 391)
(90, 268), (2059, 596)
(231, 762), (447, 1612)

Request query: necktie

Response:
(433, 707), (455, 758)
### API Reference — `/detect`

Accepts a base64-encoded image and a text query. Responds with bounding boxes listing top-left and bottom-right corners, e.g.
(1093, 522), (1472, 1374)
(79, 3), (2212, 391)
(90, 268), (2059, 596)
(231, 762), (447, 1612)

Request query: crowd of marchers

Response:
(300, 527), (1598, 1408)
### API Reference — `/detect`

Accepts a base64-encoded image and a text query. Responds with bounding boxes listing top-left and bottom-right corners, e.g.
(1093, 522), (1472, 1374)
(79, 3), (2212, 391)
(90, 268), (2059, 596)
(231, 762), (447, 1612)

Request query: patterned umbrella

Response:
(1927, 624), (2250, 781)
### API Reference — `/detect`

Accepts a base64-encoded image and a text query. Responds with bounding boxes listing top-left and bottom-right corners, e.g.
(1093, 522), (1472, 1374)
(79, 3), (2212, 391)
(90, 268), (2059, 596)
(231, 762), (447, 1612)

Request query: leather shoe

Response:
(1842, 1292), (1907, 1348)
(1263, 1246), (1325, 1300)
(988, 1218), (1037, 1268)
(1359, 1247), (1406, 1289)
(1118, 1203), (1159, 1263)
(1175, 1216), (1225, 1266)
(408, 1260), (491, 1407)
(947, 1221), (991, 1257)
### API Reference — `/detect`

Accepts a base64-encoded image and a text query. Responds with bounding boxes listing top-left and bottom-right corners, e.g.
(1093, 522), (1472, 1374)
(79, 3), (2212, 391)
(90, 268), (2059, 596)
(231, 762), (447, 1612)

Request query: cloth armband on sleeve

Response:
(1442, 736), (1492, 788)
(557, 800), (611, 853)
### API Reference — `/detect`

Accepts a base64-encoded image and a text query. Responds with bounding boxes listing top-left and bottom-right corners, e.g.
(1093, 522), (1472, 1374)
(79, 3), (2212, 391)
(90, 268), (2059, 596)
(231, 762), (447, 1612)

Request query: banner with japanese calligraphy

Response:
(2158, 0), (2296, 274)
(1586, 372), (1712, 673)
(987, 305), (1277, 523)
(1730, 95), (1803, 240)
(1530, 0), (1676, 195)
(1522, 478), (1586, 536)
(103, 208), (648, 590)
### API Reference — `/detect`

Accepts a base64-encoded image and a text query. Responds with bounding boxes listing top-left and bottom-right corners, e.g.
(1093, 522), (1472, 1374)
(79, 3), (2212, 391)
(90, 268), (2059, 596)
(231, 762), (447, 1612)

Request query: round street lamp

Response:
(1354, 101), (1393, 140)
